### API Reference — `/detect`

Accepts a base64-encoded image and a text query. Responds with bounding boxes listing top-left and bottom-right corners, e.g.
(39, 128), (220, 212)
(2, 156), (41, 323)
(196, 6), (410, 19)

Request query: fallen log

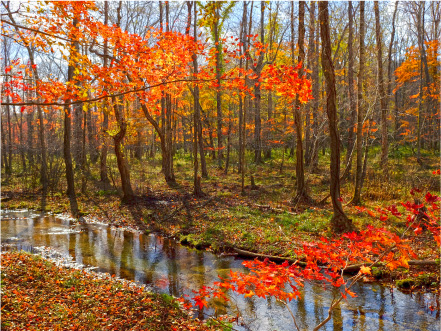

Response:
(231, 247), (438, 274)
(232, 247), (306, 266)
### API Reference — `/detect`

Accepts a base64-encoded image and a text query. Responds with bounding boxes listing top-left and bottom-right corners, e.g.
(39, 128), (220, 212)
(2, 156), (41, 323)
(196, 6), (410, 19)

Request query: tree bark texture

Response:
(351, 1), (365, 206)
(319, 1), (354, 233)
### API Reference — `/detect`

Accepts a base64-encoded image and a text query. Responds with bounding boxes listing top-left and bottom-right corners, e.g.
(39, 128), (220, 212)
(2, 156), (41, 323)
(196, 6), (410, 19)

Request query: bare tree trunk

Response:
(63, 18), (80, 217)
(1, 112), (8, 174)
(293, 2), (310, 203)
(241, 1), (251, 193)
(190, 1), (203, 196)
(5, 96), (12, 176)
(198, 113), (208, 178)
(253, 2), (264, 164)
(387, 2), (398, 144)
(224, 104), (232, 175)
(16, 105), (26, 172)
(88, 104), (99, 163)
(265, 91), (273, 159)
(415, 1), (431, 163)
(351, 1), (365, 206)
(311, 7), (320, 171)
(27, 108), (34, 168)
(319, 1), (354, 233)
(374, 1), (388, 173)
(81, 103), (87, 194)
(112, 97), (134, 201)
(73, 93), (83, 168)
(345, 1), (356, 176)
(305, 1), (315, 166)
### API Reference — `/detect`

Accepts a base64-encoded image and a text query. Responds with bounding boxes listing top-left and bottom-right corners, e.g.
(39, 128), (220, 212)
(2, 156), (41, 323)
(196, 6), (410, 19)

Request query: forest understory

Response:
(2, 146), (439, 292)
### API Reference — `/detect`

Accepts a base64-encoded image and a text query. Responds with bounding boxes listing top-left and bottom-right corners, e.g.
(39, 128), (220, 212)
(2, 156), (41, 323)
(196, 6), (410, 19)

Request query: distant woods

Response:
(1, 1), (439, 230)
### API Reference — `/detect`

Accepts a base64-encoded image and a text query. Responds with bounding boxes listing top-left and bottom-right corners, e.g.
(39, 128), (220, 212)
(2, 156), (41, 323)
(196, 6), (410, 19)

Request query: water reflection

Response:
(1, 211), (439, 331)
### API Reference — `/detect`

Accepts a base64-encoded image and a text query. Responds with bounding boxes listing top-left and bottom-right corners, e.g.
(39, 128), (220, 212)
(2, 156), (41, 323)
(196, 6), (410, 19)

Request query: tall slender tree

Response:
(319, 1), (354, 233)
(344, 1), (356, 175)
(351, 1), (365, 206)
(293, 1), (310, 203)
(374, 1), (388, 173)
(99, 1), (110, 185)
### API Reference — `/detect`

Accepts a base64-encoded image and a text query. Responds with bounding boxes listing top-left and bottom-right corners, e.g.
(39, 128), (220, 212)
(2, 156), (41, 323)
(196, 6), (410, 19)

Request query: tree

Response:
(351, 1), (365, 206)
(189, 1), (203, 197)
(319, 1), (354, 233)
(99, 1), (110, 186)
(374, 1), (388, 174)
(5, 2), (48, 200)
(344, 1), (356, 175)
(63, 15), (81, 217)
(292, 1), (311, 204)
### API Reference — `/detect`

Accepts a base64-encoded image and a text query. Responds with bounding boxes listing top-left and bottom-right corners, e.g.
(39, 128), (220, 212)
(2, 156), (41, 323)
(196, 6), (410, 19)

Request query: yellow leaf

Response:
(360, 266), (371, 275)
(244, 290), (254, 298)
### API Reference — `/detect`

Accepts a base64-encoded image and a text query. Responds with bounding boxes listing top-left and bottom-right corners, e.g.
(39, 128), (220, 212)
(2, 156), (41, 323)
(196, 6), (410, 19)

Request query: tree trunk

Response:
(214, 3), (223, 165)
(253, 2), (264, 164)
(311, 6), (320, 171)
(5, 95), (12, 176)
(319, 1), (354, 233)
(1, 112), (8, 173)
(345, 1), (356, 176)
(351, 1), (365, 206)
(265, 91), (273, 159)
(305, 1), (315, 166)
(387, 2), (398, 145)
(100, 1), (110, 185)
(63, 18), (80, 217)
(163, 93), (175, 183)
(374, 1), (388, 173)
(88, 104), (99, 163)
(224, 104), (232, 175)
(27, 108), (34, 168)
(190, 1), (203, 196)
(112, 97), (134, 202)
(81, 102), (87, 194)
(293, 1), (310, 203)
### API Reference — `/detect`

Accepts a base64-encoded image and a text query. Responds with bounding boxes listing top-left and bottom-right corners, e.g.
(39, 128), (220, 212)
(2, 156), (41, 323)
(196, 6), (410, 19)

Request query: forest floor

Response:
(1, 146), (440, 291)
(1, 251), (223, 330)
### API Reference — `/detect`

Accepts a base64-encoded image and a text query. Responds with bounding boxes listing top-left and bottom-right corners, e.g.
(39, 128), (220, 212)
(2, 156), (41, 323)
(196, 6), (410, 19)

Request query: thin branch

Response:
(281, 300), (301, 331)
(1, 19), (72, 43)
(1, 78), (217, 107)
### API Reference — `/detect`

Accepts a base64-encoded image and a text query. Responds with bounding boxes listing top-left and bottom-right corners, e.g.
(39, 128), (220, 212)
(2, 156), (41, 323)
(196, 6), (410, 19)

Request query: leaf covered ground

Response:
(1, 251), (219, 330)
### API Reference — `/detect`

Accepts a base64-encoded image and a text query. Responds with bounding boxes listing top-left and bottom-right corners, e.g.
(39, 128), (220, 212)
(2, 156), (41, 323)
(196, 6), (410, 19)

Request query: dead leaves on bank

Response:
(1, 251), (216, 330)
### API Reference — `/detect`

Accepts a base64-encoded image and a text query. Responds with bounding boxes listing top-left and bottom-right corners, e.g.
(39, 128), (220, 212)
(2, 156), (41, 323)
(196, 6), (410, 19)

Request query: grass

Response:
(1, 145), (439, 263)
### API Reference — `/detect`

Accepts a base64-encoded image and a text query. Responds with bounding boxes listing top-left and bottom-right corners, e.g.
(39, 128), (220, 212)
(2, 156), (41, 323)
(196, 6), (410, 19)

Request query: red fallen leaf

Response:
(21, 106), (25, 112)
(425, 192), (439, 203)
(414, 226), (423, 235)
(380, 215), (388, 222)
(5, 66), (11, 73)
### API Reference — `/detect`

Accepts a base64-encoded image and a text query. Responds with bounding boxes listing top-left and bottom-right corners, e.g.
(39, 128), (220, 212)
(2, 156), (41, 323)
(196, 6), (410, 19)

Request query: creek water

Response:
(1, 209), (439, 331)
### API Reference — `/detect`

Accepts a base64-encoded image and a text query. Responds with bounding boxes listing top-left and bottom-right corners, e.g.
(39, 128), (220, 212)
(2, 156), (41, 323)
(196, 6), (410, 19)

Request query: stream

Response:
(1, 209), (439, 331)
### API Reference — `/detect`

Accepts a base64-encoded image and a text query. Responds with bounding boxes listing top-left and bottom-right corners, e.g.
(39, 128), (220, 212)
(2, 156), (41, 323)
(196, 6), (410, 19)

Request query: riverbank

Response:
(2, 184), (439, 293)
(0, 251), (222, 330)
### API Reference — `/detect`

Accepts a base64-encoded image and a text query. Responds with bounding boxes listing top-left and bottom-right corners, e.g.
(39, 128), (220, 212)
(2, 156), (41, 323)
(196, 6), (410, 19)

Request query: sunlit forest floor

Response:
(1, 145), (440, 290)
